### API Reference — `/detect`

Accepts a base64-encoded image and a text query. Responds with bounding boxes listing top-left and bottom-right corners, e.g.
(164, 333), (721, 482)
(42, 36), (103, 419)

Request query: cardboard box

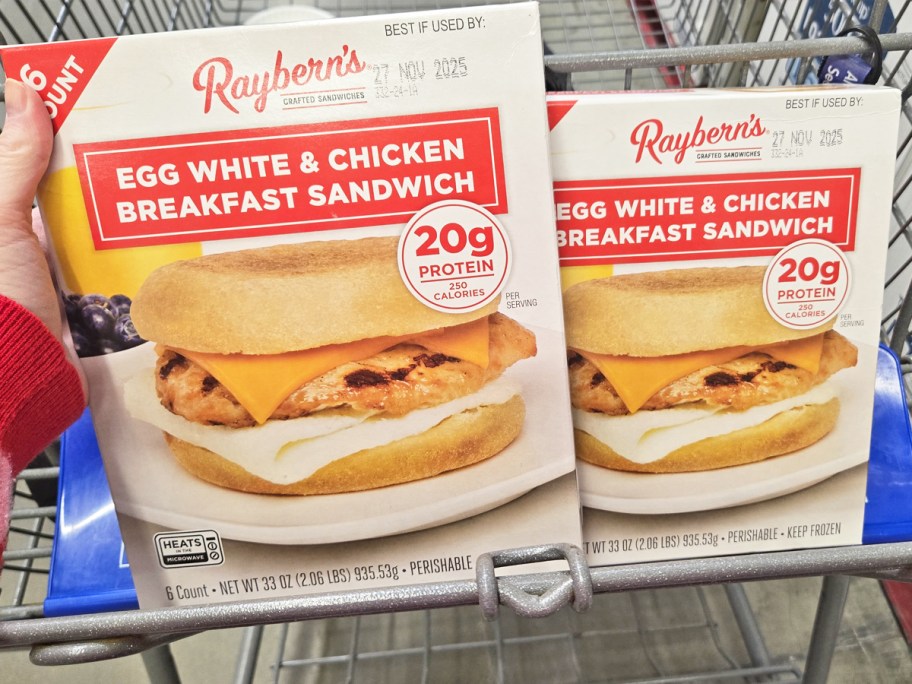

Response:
(547, 87), (900, 564)
(1, 3), (581, 608)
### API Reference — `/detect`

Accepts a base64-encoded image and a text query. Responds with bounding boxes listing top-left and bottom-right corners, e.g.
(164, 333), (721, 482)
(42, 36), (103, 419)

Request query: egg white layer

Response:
(572, 379), (838, 464)
(124, 372), (520, 484)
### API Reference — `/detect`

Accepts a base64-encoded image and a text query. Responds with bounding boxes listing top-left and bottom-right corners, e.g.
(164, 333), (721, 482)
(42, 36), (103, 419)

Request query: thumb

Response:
(0, 80), (53, 222)
(0, 79), (57, 335)
(0, 80), (86, 399)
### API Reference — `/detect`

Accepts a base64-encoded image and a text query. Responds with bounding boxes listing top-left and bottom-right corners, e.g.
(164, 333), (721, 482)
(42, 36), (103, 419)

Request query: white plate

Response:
(579, 366), (870, 515)
(122, 448), (567, 545)
(85, 327), (574, 544)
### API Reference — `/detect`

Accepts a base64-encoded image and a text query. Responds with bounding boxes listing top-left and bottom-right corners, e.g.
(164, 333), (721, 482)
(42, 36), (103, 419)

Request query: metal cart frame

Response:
(4, 1), (912, 682)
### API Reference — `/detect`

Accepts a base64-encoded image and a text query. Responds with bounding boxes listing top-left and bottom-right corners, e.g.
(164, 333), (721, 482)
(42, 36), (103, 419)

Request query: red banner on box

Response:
(0, 38), (117, 133)
(555, 169), (859, 265)
(75, 108), (506, 250)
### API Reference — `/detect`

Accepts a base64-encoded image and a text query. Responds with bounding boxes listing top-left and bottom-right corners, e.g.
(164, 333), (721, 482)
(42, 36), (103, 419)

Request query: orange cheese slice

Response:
(574, 333), (825, 414)
(758, 334), (824, 376)
(410, 316), (489, 369)
(173, 317), (490, 425)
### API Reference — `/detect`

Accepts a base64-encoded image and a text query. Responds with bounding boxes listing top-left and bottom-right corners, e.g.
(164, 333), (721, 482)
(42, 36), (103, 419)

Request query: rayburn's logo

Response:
(630, 114), (767, 164)
(193, 47), (367, 114)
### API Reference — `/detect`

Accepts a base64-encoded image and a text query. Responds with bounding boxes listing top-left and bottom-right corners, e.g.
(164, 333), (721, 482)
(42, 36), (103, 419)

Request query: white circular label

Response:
(762, 239), (851, 329)
(398, 200), (511, 313)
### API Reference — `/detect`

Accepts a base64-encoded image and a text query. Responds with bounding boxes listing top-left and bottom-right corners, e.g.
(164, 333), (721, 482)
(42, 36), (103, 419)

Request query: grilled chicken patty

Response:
(155, 313), (536, 428)
(569, 330), (857, 416)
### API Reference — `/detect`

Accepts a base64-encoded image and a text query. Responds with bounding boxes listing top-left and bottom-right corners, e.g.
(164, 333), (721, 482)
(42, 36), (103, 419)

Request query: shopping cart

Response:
(4, 1), (912, 682)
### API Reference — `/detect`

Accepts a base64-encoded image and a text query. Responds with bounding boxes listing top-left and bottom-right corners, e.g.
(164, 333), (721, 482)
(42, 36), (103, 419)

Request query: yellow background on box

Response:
(38, 167), (202, 298)
(559, 264), (614, 290)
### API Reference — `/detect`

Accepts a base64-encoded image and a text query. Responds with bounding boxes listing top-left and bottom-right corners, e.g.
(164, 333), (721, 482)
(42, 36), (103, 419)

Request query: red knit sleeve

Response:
(0, 296), (86, 476)
(1, 295), (85, 561)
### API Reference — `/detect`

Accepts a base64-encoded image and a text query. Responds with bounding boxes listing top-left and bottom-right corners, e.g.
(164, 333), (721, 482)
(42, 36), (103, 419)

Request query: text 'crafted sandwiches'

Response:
(564, 266), (857, 473)
(126, 236), (536, 494)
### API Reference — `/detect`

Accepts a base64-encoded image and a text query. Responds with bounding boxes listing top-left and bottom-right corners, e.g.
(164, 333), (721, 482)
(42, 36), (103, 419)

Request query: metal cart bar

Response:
(545, 31), (912, 74)
(3, 540), (912, 652)
(803, 575), (852, 684)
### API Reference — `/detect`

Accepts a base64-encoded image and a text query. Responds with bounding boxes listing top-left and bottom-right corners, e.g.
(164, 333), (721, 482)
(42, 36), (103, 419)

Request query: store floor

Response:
(1, 573), (910, 682)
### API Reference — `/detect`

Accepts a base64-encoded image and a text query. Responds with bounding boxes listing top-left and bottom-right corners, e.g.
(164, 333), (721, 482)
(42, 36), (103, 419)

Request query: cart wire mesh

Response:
(3, 1), (912, 683)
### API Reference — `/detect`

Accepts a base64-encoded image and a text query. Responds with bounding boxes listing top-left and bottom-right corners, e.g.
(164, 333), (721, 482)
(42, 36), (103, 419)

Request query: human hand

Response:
(0, 79), (57, 335)
(0, 78), (87, 400)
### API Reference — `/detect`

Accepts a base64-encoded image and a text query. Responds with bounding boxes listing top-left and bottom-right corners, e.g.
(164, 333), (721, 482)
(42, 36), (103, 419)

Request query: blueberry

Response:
(96, 340), (120, 355)
(71, 328), (95, 358)
(63, 294), (82, 326)
(81, 304), (116, 338)
(110, 293), (132, 317)
(78, 293), (114, 314)
(113, 314), (144, 349)
(66, 292), (140, 355)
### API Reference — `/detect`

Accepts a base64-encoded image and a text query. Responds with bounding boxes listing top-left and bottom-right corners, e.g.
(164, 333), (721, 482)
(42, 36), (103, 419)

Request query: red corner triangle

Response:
(547, 100), (577, 130)
(1, 38), (117, 134)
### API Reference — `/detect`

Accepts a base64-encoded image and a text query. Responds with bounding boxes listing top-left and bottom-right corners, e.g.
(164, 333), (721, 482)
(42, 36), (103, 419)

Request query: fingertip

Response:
(3, 79), (27, 117)
(2, 77), (53, 144)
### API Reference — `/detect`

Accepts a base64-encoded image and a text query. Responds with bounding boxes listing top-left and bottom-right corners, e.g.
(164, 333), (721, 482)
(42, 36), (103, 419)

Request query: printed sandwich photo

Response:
(564, 266), (857, 474)
(124, 236), (536, 495)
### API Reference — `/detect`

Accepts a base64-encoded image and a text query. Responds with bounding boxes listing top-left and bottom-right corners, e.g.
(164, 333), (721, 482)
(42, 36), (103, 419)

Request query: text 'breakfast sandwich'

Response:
(125, 236), (536, 495)
(564, 266), (857, 473)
